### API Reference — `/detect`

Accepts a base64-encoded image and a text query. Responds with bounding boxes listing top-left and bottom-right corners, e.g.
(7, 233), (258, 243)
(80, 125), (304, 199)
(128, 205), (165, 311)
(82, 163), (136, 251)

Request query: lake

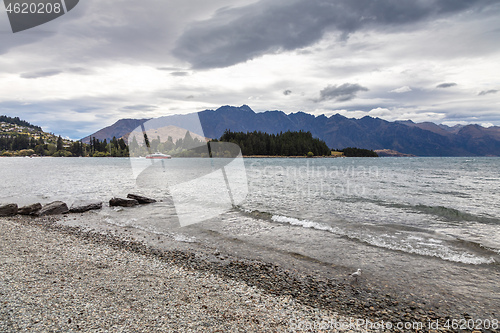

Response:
(1, 156), (499, 317)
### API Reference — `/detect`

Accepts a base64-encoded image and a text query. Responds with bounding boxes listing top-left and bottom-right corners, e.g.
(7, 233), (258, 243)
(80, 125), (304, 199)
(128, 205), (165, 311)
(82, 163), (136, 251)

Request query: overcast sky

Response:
(1, 0), (499, 139)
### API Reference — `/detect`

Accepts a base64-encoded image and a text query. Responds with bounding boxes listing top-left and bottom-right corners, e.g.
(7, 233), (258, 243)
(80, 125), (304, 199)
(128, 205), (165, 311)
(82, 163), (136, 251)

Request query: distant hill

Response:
(81, 118), (150, 144)
(0, 115), (42, 131)
(126, 125), (208, 144)
(82, 105), (500, 156)
(1, 115), (74, 156)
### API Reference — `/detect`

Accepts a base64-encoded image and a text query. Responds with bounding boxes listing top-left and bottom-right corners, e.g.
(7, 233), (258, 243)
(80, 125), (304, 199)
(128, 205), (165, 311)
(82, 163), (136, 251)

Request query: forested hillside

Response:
(216, 130), (331, 156)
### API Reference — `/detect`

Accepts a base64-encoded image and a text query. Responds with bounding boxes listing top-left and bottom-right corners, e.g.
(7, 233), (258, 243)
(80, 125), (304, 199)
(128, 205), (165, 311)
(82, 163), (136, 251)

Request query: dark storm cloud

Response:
(0, 0), (239, 67)
(173, 0), (493, 69)
(478, 89), (498, 96)
(315, 83), (368, 102)
(436, 82), (457, 88)
(20, 69), (63, 79)
(283, 89), (292, 95)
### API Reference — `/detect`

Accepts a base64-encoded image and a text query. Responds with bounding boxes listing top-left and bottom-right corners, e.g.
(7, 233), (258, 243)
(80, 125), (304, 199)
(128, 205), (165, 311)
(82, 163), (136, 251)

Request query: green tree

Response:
(56, 136), (63, 151)
(47, 144), (57, 155)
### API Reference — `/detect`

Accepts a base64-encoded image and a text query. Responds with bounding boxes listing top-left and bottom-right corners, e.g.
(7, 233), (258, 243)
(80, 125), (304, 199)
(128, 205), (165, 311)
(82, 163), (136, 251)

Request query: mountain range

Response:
(82, 105), (500, 156)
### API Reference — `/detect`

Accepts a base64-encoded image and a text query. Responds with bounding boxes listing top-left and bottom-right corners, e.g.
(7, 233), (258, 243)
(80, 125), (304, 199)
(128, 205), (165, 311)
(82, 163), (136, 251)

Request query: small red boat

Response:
(146, 152), (172, 159)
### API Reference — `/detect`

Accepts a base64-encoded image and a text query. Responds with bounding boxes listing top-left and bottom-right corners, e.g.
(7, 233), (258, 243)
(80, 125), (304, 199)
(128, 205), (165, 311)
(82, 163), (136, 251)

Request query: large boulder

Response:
(39, 201), (69, 216)
(127, 194), (156, 204)
(109, 197), (138, 207)
(0, 204), (18, 217)
(18, 203), (42, 216)
(69, 201), (103, 213)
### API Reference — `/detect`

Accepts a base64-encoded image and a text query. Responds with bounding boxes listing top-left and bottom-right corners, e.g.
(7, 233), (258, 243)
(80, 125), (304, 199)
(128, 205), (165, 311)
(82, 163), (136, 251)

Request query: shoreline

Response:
(1, 215), (373, 333)
(243, 155), (339, 158)
(0, 215), (480, 332)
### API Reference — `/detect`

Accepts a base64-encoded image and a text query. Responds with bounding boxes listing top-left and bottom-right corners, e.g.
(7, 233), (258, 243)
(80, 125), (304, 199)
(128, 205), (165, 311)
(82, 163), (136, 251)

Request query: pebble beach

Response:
(0, 214), (495, 332)
(0, 216), (374, 332)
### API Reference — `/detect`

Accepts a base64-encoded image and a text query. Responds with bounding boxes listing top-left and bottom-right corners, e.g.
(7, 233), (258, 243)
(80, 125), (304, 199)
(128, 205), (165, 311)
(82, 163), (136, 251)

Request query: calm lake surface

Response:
(1, 156), (499, 315)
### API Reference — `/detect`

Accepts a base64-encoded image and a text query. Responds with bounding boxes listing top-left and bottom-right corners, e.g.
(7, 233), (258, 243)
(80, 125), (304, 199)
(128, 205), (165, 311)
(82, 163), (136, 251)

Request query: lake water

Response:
(1, 156), (499, 316)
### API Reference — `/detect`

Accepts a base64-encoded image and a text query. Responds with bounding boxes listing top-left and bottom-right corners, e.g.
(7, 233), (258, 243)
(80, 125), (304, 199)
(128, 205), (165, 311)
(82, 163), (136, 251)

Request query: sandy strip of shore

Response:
(0, 217), (374, 333)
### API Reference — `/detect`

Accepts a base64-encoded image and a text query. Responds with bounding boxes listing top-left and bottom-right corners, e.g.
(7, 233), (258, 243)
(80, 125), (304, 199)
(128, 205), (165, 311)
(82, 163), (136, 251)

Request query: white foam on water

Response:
(173, 234), (197, 243)
(271, 214), (342, 233)
(366, 235), (495, 265)
(271, 214), (496, 265)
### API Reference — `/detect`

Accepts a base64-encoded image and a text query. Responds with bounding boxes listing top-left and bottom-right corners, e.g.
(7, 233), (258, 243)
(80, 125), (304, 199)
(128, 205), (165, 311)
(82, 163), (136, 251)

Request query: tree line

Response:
(215, 130), (331, 156)
(2, 125), (376, 158)
(1, 135), (128, 157)
(337, 147), (378, 157)
(1, 134), (83, 157)
(88, 136), (129, 157)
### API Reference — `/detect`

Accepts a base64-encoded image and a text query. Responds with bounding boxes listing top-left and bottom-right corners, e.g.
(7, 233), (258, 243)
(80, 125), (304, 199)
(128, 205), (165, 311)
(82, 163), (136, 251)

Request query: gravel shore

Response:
(1, 216), (372, 332)
(1, 215), (488, 332)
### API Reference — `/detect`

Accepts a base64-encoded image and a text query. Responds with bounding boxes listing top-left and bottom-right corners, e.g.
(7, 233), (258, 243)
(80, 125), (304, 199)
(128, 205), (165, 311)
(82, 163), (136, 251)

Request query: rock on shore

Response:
(39, 201), (69, 216)
(69, 201), (103, 213)
(109, 197), (138, 207)
(126, 194), (156, 204)
(0, 203), (18, 217)
(18, 203), (42, 216)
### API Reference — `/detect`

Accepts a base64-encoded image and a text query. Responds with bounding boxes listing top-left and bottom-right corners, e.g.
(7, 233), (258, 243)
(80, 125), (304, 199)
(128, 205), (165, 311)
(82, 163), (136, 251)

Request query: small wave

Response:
(337, 198), (500, 225)
(173, 234), (197, 243)
(488, 247), (500, 255)
(269, 214), (495, 265)
(366, 236), (495, 265)
(232, 206), (496, 265)
(411, 205), (500, 224)
(232, 205), (274, 220)
(271, 215), (341, 233)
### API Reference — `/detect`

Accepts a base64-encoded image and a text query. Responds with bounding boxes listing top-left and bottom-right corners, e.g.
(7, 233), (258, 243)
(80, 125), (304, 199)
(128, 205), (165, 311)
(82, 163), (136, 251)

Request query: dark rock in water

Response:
(39, 201), (69, 216)
(109, 197), (138, 207)
(18, 203), (42, 215)
(69, 201), (103, 213)
(127, 194), (157, 204)
(0, 203), (18, 217)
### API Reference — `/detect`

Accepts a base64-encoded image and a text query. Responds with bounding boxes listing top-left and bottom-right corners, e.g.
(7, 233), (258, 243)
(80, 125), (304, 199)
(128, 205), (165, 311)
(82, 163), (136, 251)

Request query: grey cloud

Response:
(73, 106), (102, 113)
(173, 0), (493, 69)
(478, 89), (498, 96)
(283, 89), (292, 95)
(436, 82), (457, 88)
(121, 105), (158, 111)
(316, 83), (368, 102)
(0, 98), (116, 139)
(1, 0), (240, 69)
(20, 69), (63, 79)
(0, 29), (56, 57)
(67, 67), (94, 75)
(171, 71), (190, 76)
